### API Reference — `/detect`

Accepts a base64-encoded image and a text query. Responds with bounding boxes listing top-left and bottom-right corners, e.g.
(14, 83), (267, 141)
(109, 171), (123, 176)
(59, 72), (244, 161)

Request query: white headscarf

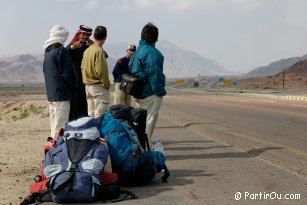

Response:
(43, 25), (69, 50)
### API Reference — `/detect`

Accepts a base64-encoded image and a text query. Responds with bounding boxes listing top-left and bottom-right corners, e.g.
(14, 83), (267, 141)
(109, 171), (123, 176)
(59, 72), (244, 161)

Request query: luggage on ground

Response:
(98, 106), (170, 186)
(109, 104), (150, 150)
(20, 117), (137, 205)
(43, 116), (109, 203)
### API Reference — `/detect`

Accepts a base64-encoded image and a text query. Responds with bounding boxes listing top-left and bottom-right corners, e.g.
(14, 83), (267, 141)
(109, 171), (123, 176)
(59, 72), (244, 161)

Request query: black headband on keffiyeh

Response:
(69, 25), (93, 45)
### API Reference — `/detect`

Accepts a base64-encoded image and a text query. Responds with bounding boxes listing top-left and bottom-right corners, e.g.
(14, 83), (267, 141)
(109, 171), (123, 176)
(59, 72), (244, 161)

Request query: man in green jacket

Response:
(129, 23), (166, 147)
(81, 26), (110, 118)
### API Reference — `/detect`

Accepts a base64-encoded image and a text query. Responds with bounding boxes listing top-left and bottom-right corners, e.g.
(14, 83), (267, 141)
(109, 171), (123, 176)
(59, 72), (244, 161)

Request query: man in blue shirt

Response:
(112, 44), (136, 105)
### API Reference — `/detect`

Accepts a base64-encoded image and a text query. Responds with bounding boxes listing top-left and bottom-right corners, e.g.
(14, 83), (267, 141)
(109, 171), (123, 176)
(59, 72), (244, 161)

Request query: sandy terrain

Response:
(0, 100), (50, 205)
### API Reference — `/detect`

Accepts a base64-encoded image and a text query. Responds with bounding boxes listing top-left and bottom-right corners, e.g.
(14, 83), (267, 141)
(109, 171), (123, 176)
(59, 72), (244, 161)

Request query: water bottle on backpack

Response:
(154, 139), (164, 154)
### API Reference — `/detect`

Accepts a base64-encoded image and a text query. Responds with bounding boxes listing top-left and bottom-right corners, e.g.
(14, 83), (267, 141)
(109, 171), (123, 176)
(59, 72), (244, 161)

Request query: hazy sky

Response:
(1, 0), (307, 73)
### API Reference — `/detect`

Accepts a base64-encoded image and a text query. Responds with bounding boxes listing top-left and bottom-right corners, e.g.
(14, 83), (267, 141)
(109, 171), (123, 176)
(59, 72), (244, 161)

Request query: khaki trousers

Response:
(135, 95), (163, 147)
(48, 101), (70, 138)
(113, 83), (131, 105)
(85, 84), (110, 118)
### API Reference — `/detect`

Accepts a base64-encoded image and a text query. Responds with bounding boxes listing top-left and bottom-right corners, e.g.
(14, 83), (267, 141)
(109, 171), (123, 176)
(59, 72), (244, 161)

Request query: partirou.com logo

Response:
(235, 192), (301, 201)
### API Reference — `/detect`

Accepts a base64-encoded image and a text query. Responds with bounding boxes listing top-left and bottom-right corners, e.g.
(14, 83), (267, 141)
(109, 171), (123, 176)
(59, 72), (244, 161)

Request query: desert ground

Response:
(0, 99), (50, 205)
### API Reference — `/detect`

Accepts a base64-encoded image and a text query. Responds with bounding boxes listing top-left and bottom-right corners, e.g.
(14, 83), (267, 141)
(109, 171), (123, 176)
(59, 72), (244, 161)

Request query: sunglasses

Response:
(129, 49), (136, 52)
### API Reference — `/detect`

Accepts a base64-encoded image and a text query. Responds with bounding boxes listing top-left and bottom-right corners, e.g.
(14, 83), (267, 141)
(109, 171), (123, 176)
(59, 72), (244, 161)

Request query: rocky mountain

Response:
(246, 54), (307, 77)
(0, 41), (227, 83)
(238, 58), (307, 89)
(106, 40), (228, 78)
(0, 54), (44, 82)
(282, 58), (307, 77)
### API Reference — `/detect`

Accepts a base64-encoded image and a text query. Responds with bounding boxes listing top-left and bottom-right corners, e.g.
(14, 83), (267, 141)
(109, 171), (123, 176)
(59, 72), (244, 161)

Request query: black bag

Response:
(131, 108), (150, 151)
(120, 74), (144, 97)
(109, 104), (150, 151)
(100, 172), (137, 202)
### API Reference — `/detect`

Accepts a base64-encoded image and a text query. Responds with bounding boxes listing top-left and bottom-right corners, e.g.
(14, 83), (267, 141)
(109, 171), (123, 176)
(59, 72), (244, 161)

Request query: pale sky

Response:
(1, 0), (307, 73)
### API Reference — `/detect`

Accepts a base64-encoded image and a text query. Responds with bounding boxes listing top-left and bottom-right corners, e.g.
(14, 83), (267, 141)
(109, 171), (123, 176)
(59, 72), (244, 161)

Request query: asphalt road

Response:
(36, 88), (307, 204)
(160, 88), (307, 178)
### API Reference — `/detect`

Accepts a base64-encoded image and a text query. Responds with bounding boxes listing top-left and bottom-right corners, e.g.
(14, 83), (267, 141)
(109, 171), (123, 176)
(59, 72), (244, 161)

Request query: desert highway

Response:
(160, 88), (307, 178)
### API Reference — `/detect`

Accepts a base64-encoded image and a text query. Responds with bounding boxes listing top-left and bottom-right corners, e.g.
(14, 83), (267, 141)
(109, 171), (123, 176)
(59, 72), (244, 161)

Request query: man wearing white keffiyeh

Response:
(43, 25), (76, 138)
(44, 25), (69, 50)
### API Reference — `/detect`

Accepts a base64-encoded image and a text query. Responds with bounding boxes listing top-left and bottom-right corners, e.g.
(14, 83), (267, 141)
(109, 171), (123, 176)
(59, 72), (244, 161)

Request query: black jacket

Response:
(66, 43), (88, 89)
(43, 44), (76, 101)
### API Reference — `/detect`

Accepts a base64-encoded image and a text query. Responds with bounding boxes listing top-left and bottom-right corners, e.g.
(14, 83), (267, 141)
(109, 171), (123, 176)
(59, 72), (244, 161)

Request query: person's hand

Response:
(71, 40), (82, 49)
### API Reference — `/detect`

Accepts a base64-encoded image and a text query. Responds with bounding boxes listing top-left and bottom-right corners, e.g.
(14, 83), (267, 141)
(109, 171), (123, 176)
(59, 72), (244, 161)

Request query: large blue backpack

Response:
(43, 117), (109, 203)
(98, 108), (170, 186)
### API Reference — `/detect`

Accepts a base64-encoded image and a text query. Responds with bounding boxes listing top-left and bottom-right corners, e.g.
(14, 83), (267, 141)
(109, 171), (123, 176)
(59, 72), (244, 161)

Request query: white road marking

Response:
(291, 104), (307, 108)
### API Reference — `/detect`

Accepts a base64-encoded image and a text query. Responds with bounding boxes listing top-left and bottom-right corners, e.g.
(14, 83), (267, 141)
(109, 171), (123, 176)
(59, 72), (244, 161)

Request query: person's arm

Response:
(144, 51), (166, 96)
(95, 49), (110, 89)
(112, 59), (122, 82)
(59, 47), (76, 92)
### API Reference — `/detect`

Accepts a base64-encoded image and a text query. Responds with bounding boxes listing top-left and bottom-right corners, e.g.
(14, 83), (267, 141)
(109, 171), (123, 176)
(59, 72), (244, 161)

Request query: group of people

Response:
(43, 22), (166, 147)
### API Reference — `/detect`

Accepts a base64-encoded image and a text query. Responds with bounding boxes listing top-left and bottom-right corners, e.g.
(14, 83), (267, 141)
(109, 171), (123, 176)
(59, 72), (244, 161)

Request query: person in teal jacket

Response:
(129, 22), (166, 147)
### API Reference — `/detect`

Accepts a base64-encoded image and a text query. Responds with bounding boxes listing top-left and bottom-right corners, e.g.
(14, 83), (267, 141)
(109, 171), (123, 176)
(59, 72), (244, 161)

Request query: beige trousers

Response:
(135, 95), (163, 147)
(85, 84), (110, 118)
(48, 101), (70, 138)
(113, 83), (131, 105)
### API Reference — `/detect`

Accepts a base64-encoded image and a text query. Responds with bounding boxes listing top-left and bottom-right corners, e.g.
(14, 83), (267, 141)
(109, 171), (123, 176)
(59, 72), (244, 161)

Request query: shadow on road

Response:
(162, 140), (215, 145)
(246, 147), (284, 156)
(166, 145), (233, 151)
(166, 147), (284, 161)
(150, 169), (215, 187)
(156, 122), (217, 129)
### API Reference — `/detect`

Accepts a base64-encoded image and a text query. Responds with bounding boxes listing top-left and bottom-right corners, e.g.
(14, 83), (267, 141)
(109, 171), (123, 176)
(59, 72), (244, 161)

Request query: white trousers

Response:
(113, 83), (131, 105)
(135, 95), (163, 147)
(48, 101), (70, 138)
(85, 84), (110, 118)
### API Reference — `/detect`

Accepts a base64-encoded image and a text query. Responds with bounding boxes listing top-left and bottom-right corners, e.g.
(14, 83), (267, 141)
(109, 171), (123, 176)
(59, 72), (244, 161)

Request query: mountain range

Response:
(246, 54), (307, 76)
(0, 40), (228, 83)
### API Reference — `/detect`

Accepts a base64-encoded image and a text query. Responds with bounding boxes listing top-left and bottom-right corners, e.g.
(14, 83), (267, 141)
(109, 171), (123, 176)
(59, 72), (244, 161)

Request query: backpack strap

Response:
(122, 121), (144, 152)
(161, 165), (170, 183)
(96, 114), (105, 126)
(112, 121), (143, 170)
(19, 193), (38, 205)
(50, 170), (75, 194)
(109, 190), (138, 203)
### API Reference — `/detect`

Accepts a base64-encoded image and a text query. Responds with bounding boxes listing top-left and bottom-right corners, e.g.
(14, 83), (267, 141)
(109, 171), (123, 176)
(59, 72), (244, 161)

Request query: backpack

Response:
(43, 116), (109, 203)
(109, 104), (150, 150)
(98, 109), (170, 186)
(20, 118), (137, 205)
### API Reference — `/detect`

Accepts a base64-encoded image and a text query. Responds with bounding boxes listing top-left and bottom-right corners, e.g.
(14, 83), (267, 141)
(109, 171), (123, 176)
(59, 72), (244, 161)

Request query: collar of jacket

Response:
(139, 39), (155, 47)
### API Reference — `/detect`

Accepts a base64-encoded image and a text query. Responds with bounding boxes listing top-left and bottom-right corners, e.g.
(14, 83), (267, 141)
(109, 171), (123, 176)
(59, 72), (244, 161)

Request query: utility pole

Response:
(282, 69), (285, 89)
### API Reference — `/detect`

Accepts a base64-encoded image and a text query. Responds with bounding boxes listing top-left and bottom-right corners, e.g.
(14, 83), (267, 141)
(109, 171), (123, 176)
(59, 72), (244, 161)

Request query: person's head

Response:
(126, 44), (136, 59)
(94, 26), (107, 46)
(141, 23), (159, 45)
(44, 24), (69, 49)
(78, 25), (92, 42)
